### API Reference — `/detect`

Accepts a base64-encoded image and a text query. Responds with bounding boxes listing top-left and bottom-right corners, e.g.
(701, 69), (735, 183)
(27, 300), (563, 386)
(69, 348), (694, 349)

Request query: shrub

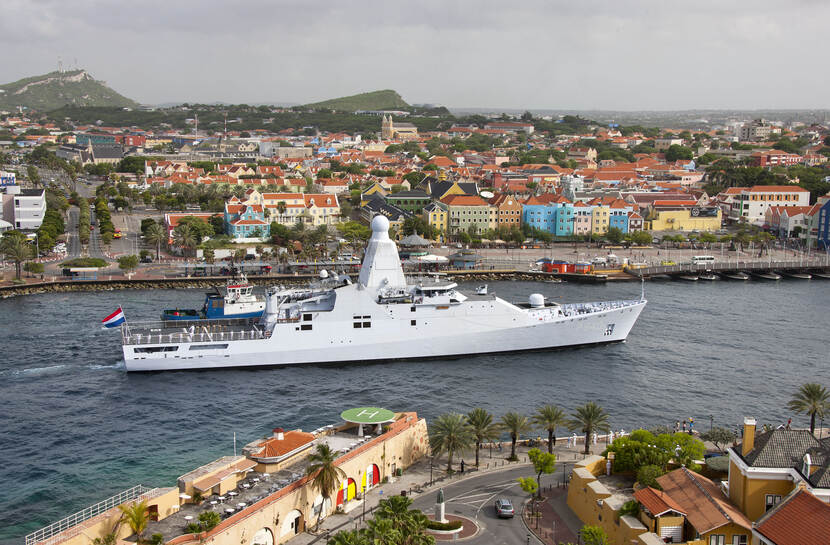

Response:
(705, 456), (730, 473)
(184, 522), (201, 534)
(637, 464), (665, 489)
(149, 533), (164, 545)
(618, 499), (639, 519)
(61, 257), (108, 268)
(426, 520), (463, 531)
(198, 510), (221, 530)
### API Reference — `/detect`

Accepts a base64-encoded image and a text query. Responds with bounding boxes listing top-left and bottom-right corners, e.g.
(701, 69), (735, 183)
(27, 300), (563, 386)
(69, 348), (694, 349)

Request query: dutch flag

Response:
(102, 307), (126, 328)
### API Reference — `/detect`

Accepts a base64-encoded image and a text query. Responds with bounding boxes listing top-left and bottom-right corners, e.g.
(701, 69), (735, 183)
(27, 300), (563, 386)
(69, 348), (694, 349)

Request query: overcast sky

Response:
(1, 0), (828, 110)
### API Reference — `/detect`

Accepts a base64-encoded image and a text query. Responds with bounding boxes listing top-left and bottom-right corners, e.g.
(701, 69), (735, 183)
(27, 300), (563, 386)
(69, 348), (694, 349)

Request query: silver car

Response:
(495, 498), (514, 518)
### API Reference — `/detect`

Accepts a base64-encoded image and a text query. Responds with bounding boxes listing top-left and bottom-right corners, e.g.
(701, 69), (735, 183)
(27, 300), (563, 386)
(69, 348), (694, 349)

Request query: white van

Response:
(691, 255), (715, 265)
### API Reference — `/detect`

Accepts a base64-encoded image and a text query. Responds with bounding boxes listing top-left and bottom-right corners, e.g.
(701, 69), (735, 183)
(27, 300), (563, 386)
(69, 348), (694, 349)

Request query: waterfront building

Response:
(1, 185), (46, 230)
(442, 194), (495, 235)
(422, 201), (448, 237)
(573, 201), (593, 236)
(805, 193), (830, 249)
(261, 193), (340, 227)
(728, 185), (811, 226)
(646, 202), (721, 232)
(489, 193), (523, 230)
(590, 202), (610, 236)
(522, 195), (557, 234)
(727, 417), (830, 523)
(27, 409), (428, 545)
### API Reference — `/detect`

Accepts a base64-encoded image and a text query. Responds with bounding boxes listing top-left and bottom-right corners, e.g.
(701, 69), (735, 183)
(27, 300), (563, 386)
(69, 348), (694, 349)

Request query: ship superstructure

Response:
(121, 216), (646, 371)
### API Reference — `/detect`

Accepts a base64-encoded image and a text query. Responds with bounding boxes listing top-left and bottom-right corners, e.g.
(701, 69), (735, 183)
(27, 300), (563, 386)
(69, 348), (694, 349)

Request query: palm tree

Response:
(787, 383), (830, 435)
(533, 404), (567, 454)
(143, 223), (165, 261)
(569, 402), (611, 455)
(173, 223), (197, 257)
(1, 232), (32, 280)
(429, 413), (474, 472)
(467, 408), (499, 467)
(500, 412), (531, 461)
(306, 443), (346, 529)
(117, 499), (149, 541)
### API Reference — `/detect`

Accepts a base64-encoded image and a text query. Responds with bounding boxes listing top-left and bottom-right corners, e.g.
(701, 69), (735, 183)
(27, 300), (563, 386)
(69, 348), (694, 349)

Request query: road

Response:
(66, 207), (81, 257)
(408, 465), (557, 545)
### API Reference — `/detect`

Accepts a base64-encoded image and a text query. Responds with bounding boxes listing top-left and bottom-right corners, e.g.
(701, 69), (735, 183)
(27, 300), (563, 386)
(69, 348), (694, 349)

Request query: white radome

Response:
(371, 215), (390, 235)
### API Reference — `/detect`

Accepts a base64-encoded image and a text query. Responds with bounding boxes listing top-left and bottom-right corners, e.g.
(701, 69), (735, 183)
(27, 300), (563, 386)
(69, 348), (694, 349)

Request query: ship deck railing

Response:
(121, 317), (294, 346)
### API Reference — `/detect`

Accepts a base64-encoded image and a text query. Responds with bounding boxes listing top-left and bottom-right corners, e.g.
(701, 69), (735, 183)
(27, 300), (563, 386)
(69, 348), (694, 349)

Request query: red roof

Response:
(254, 430), (316, 459)
(748, 185), (809, 193)
(755, 488), (830, 545)
(441, 194), (489, 206)
(633, 486), (687, 517)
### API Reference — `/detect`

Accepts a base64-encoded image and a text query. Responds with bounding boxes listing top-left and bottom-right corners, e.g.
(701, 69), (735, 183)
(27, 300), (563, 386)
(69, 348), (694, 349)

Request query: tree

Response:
(533, 404), (567, 454)
(787, 383), (830, 435)
(636, 465), (664, 489)
(604, 227), (624, 244)
(569, 402), (611, 455)
(209, 214), (225, 235)
(580, 525), (609, 545)
(467, 408), (499, 467)
(527, 447), (556, 496)
(203, 248), (215, 264)
(24, 261), (44, 276)
(1, 231), (32, 280)
(630, 231), (652, 245)
(665, 144), (694, 162)
(117, 255), (139, 277)
(197, 510), (221, 531)
(118, 500), (149, 541)
(500, 412), (531, 461)
(517, 476), (538, 499)
(306, 443), (346, 528)
(27, 165), (41, 187)
(429, 413), (474, 472)
(699, 427), (737, 453)
(144, 223), (165, 261)
(173, 222), (197, 256)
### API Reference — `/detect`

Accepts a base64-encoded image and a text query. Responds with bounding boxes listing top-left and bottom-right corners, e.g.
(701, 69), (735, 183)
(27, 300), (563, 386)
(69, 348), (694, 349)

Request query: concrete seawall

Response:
(0, 270), (628, 298)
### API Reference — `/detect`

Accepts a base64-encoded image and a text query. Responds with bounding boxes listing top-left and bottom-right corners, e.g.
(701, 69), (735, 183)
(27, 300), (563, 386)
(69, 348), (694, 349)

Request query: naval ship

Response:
(120, 216), (646, 371)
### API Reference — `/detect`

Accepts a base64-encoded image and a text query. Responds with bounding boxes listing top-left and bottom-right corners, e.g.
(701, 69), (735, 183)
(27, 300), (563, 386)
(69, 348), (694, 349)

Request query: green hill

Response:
(0, 69), (138, 112)
(302, 89), (410, 112)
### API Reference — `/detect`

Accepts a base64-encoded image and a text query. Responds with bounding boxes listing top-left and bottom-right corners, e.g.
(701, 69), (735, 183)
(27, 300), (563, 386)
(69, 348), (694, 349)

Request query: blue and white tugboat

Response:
(161, 275), (265, 321)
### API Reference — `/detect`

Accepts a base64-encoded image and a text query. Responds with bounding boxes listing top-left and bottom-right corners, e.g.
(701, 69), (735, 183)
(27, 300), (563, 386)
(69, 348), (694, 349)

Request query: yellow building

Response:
(727, 417), (830, 524)
(646, 207), (722, 232)
(423, 201), (448, 237)
(591, 205), (610, 235)
(34, 410), (429, 545)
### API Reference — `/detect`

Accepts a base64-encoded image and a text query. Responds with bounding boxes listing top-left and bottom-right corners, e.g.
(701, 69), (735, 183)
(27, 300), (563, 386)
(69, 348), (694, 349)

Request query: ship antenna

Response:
(640, 275), (645, 302)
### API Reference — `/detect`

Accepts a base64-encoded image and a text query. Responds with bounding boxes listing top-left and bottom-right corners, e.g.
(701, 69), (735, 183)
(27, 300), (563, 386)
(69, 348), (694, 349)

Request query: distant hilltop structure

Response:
(381, 114), (418, 140)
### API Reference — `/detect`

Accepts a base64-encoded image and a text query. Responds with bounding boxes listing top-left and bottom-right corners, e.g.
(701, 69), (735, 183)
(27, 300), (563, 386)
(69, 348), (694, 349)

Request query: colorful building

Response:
(441, 194), (495, 235)
(489, 193), (523, 229)
(224, 197), (270, 239)
(422, 201), (449, 237)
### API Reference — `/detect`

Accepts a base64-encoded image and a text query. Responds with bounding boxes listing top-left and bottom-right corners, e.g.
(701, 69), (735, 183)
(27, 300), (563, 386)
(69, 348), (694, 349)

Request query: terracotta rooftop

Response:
(634, 486), (687, 517)
(656, 468), (751, 535)
(253, 430), (316, 459)
(755, 488), (830, 545)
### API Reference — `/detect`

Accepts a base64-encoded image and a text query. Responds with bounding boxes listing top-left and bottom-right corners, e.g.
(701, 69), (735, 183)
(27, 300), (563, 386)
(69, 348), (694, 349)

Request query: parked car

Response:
(494, 498), (514, 518)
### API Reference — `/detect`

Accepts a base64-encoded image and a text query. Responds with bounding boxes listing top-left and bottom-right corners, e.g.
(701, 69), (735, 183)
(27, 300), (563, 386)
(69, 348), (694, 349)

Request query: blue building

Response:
(815, 195), (830, 249)
(224, 197), (270, 239)
(522, 198), (557, 234)
(554, 202), (575, 237)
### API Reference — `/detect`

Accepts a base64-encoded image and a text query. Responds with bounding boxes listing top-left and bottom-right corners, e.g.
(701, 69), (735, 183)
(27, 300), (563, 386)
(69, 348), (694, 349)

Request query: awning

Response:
(193, 458), (257, 491)
(179, 493), (191, 499)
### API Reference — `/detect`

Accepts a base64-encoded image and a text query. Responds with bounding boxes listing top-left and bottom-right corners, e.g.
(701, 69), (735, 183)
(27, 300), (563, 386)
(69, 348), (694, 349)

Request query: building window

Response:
(708, 536), (725, 545)
(765, 495), (781, 511)
(732, 536), (747, 545)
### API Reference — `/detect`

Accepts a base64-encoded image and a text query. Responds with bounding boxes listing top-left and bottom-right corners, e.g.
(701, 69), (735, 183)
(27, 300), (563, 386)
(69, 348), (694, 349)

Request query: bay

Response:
(1, 279), (828, 543)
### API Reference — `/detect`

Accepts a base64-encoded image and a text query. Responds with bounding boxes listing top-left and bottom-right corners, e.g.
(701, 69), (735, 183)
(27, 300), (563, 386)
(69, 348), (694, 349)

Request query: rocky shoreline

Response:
(0, 270), (635, 298)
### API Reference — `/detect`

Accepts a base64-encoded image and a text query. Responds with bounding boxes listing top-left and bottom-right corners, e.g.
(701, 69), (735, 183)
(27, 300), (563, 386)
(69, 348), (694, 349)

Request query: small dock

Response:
(629, 258), (830, 280)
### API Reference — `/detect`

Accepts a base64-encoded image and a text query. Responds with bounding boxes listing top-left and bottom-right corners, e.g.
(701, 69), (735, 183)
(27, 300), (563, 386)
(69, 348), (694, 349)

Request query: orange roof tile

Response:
(755, 488), (830, 545)
(255, 430), (316, 459)
(634, 486), (687, 517)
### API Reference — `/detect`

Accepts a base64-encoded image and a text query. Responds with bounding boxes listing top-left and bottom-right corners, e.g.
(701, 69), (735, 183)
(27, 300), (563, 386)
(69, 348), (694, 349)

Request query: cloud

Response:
(0, 0), (827, 109)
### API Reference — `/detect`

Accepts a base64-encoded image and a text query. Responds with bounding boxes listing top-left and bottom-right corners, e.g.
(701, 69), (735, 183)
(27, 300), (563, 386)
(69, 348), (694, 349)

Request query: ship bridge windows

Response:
(189, 344), (229, 351)
(303, 313), (313, 321)
(353, 315), (371, 328)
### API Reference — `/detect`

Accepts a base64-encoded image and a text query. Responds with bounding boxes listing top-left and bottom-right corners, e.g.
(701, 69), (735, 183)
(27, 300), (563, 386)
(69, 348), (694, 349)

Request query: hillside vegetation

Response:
(301, 89), (409, 112)
(0, 69), (137, 111)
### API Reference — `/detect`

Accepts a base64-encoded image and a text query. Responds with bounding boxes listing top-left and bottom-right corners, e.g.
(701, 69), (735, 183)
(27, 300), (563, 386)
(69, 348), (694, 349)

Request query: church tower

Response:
(381, 115), (393, 139)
